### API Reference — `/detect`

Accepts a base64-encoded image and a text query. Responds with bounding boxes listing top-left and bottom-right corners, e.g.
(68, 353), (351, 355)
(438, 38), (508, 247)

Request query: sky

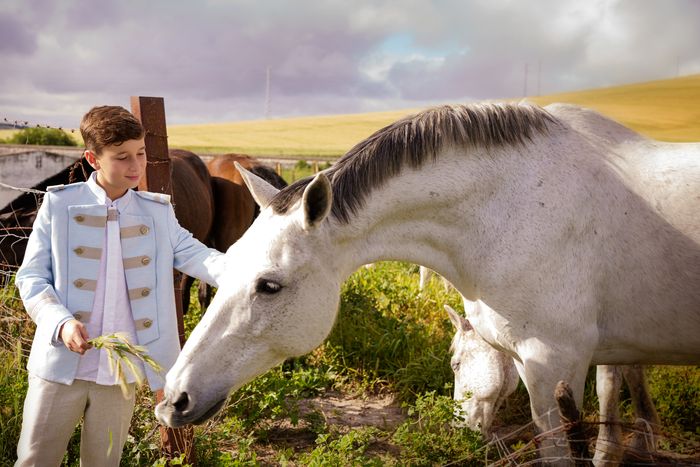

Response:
(1, 0), (699, 129)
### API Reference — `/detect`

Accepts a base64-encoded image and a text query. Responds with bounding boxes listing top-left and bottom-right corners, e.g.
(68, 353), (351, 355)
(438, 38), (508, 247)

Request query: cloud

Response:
(1, 0), (698, 127)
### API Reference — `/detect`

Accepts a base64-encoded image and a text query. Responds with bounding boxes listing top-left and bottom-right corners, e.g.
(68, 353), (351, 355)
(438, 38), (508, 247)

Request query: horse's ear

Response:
(444, 305), (472, 333)
(301, 172), (332, 230)
(235, 162), (280, 209)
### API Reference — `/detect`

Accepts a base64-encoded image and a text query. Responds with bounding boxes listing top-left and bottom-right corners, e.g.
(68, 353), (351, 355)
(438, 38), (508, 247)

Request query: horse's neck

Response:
(328, 136), (632, 301)
(330, 146), (544, 299)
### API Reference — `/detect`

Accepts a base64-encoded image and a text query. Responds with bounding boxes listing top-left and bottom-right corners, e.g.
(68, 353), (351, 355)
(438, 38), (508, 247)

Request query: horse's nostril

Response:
(173, 392), (189, 412)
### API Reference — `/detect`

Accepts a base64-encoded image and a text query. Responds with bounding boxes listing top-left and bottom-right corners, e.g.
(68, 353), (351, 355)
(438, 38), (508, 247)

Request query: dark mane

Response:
(270, 102), (557, 223)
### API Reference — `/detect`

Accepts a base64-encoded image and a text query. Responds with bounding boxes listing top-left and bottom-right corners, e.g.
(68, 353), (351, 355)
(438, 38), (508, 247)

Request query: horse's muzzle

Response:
(155, 392), (227, 428)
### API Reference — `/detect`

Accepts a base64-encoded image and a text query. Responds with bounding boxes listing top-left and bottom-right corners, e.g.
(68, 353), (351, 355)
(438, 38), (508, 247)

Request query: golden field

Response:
(166, 74), (700, 156)
(2, 74), (698, 157)
(527, 74), (700, 143)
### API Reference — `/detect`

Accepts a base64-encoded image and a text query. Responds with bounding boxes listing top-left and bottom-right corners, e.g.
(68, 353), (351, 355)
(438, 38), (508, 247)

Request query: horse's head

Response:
(156, 165), (342, 428)
(446, 304), (517, 435)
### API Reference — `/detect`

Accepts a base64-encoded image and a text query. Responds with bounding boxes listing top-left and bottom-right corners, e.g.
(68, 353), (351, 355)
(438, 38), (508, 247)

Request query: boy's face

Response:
(85, 138), (146, 200)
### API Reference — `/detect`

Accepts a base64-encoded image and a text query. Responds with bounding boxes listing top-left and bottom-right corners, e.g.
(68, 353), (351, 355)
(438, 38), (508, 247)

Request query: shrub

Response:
(645, 366), (700, 433)
(300, 427), (385, 466)
(5, 127), (77, 146)
(315, 262), (459, 401)
(294, 160), (310, 170)
(392, 392), (486, 465)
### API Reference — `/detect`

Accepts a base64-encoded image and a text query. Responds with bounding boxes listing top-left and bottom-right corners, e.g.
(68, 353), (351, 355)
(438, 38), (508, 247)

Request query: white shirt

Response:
(75, 173), (144, 385)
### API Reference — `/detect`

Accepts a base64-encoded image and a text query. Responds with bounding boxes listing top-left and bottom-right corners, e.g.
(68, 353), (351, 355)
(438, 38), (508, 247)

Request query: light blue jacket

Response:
(16, 177), (227, 390)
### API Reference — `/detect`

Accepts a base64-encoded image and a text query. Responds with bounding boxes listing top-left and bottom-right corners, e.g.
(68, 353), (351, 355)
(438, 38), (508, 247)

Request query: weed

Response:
(392, 392), (486, 466)
(300, 427), (386, 466)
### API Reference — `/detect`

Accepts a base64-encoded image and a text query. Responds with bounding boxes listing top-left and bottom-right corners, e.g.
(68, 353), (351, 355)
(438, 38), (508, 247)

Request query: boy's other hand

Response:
(60, 320), (92, 354)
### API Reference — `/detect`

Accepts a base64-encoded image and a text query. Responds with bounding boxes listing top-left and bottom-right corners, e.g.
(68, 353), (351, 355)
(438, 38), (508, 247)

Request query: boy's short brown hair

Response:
(80, 106), (145, 155)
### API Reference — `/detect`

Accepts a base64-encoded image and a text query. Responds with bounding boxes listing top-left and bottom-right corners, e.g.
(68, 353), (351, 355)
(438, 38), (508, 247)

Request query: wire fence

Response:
(1, 182), (699, 465)
(450, 406), (700, 466)
(0, 182), (42, 357)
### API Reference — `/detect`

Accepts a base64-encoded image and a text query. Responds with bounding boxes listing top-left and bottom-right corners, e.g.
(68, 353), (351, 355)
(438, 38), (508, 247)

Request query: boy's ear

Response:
(84, 150), (99, 170)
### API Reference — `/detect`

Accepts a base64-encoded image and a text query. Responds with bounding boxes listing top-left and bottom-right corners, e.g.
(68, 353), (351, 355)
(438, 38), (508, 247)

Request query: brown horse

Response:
(0, 150), (216, 313)
(207, 154), (287, 250)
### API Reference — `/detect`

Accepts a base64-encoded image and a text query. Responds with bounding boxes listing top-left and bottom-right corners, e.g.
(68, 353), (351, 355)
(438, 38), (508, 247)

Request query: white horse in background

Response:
(445, 303), (519, 435)
(445, 303), (660, 465)
(156, 102), (700, 464)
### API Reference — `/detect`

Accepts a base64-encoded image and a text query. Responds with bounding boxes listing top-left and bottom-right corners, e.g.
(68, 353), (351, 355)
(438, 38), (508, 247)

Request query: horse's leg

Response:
(519, 350), (590, 466)
(621, 365), (659, 458)
(198, 281), (212, 312)
(419, 266), (432, 290)
(180, 274), (194, 315)
(593, 365), (624, 466)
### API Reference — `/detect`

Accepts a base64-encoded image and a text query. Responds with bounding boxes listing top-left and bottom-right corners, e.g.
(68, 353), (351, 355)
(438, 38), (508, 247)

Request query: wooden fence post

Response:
(130, 96), (196, 465)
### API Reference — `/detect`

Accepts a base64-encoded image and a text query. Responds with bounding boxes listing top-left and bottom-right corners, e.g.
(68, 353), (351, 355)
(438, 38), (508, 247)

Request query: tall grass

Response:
(316, 262), (461, 400)
(0, 344), (27, 461)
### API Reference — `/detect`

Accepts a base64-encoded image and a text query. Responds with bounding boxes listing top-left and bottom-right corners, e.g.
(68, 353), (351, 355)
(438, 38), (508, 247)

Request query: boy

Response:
(14, 106), (226, 466)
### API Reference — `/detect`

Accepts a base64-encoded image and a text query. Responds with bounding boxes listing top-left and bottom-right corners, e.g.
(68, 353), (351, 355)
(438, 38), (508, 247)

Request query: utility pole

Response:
(265, 66), (271, 119)
(523, 63), (529, 97)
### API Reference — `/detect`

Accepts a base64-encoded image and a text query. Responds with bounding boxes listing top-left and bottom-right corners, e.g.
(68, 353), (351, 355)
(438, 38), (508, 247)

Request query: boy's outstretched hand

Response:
(60, 320), (92, 354)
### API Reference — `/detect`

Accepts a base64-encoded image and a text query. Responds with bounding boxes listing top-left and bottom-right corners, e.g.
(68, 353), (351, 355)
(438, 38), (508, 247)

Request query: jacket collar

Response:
(86, 172), (133, 212)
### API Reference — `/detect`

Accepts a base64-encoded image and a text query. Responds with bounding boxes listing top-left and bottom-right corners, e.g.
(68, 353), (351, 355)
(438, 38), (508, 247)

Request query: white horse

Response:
(156, 103), (700, 464)
(446, 303), (660, 464)
(445, 303), (519, 435)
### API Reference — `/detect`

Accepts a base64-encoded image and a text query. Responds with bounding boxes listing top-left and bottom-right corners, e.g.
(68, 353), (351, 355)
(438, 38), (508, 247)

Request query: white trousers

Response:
(15, 375), (135, 467)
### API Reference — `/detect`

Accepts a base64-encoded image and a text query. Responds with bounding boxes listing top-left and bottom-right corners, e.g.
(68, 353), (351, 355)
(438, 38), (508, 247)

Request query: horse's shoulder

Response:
(134, 190), (172, 205)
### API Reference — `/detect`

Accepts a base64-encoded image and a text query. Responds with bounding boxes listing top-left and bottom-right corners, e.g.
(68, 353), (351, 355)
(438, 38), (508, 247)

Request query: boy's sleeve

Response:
(15, 193), (73, 346)
(167, 204), (227, 287)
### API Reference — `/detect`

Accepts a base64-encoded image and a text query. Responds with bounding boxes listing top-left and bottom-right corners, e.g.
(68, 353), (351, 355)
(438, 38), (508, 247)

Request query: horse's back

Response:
(169, 149), (214, 243)
(207, 153), (258, 186)
(546, 103), (699, 240)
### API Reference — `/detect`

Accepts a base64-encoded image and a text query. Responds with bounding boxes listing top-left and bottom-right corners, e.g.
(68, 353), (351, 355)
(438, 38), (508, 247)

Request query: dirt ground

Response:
(252, 391), (699, 465)
(297, 390), (406, 430)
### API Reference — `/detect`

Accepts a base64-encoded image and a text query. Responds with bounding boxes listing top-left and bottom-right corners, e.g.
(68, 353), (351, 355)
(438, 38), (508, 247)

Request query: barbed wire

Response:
(2, 116), (78, 133)
(0, 181), (45, 195)
(0, 170), (699, 465)
(1, 116), (170, 141)
(1, 116), (171, 142)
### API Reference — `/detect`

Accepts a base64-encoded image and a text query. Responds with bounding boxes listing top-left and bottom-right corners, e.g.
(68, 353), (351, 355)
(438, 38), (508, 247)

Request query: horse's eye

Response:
(451, 361), (460, 372)
(256, 279), (283, 295)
